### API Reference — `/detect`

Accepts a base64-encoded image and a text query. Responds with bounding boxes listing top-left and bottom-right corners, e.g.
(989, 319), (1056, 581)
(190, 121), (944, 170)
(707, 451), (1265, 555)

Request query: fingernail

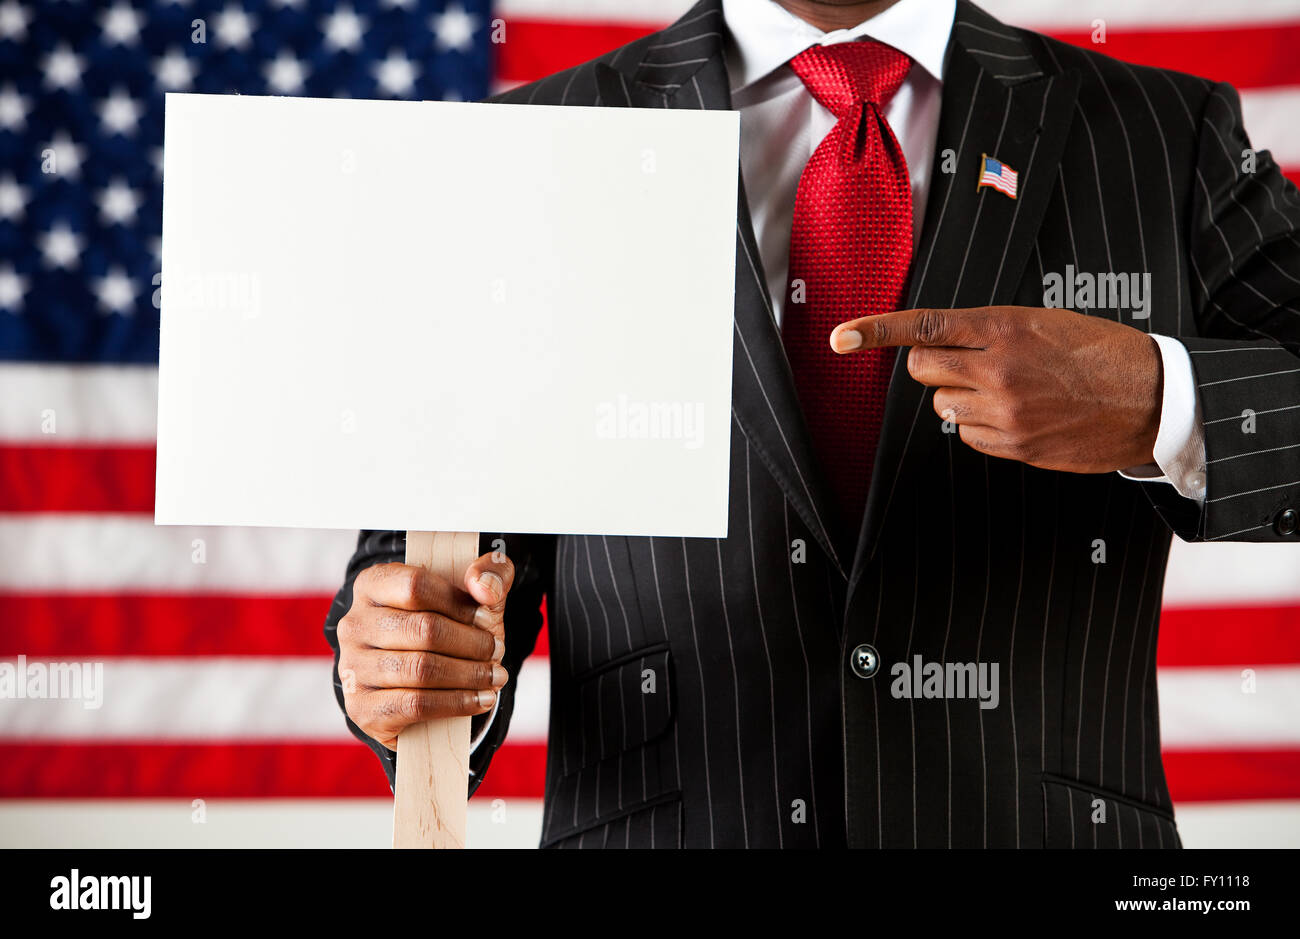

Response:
(477, 689), (497, 709)
(477, 570), (503, 601)
(832, 328), (863, 353)
(493, 637), (504, 661)
(492, 665), (508, 688)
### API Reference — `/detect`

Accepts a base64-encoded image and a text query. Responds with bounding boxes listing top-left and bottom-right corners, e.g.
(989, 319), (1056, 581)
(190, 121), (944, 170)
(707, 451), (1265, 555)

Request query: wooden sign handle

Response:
(393, 530), (481, 849)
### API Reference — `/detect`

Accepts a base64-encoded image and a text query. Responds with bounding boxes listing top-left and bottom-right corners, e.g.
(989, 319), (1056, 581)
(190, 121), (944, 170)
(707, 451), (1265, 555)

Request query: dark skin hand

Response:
(337, 553), (515, 749)
(830, 307), (1164, 473)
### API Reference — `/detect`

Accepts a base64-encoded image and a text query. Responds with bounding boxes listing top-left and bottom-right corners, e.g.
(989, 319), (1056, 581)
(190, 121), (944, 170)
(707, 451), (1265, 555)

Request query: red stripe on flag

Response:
(1048, 22), (1300, 90)
(7, 592), (1297, 665)
(1, 593), (549, 658)
(0, 740), (1293, 803)
(0, 741), (549, 799)
(494, 18), (662, 84)
(1163, 748), (1300, 802)
(495, 19), (1300, 92)
(0, 594), (336, 657)
(1158, 604), (1300, 667)
(0, 446), (155, 513)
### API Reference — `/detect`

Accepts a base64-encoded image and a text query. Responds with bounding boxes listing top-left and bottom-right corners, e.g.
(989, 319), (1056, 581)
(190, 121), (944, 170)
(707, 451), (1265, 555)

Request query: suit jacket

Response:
(324, 0), (1300, 847)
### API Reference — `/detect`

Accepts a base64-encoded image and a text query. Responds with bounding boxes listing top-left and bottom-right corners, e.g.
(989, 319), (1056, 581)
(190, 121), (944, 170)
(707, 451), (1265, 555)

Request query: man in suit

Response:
(324, 0), (1300, 847)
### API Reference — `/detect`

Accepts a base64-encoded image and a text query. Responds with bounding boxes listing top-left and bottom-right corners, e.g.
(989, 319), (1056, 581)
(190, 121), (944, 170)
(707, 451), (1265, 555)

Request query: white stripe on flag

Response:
(980, 0), (1300, 28)
(1158, 665), (1300, 748)
(495, 0), (692, 22)
(5, 514), (1299, 607)
(0, 656), (551, 742)
(1163, 539), (1300, 608)
(0, 515), (358, 591)
(0, 365), (157, 444)
(4, 653), (1290, 751)
(1240, 86), (1300, 170)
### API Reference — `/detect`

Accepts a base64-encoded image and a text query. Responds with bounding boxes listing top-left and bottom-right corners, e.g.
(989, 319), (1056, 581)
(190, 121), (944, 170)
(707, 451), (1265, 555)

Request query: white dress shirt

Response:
(721, 0), (1208, 501)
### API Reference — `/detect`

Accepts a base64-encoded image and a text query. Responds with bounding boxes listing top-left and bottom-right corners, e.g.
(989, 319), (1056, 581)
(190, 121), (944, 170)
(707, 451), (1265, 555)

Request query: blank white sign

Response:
(156, 93), (738, 537)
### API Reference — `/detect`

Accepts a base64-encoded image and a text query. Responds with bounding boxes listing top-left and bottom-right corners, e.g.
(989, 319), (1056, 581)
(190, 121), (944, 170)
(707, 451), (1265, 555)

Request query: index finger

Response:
(830, 308), (992, 353)
(356, 562), (479, 624)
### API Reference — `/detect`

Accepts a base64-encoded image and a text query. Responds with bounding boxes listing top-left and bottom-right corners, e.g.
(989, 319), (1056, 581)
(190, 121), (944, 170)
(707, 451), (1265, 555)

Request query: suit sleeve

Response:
(1144, 80), (1300, 543)
(322, 530), (555, 794)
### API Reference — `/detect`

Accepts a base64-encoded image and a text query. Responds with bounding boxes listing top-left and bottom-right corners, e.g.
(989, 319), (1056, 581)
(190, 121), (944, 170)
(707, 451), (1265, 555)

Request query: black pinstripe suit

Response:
(323, 0), (1300, 847)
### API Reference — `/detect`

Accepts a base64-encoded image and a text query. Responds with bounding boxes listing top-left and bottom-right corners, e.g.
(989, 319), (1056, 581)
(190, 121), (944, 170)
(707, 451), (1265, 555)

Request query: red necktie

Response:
(783, 40), (914, 534)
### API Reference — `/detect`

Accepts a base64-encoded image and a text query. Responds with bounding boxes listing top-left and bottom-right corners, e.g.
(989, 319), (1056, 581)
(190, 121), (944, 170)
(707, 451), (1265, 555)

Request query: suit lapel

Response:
(848, 1), (1081, 592)
(596, 0), (850, 575)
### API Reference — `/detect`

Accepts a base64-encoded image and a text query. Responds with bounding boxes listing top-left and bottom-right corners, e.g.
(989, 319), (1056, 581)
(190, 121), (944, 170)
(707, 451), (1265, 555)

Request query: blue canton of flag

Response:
(0, 0), (493, 364)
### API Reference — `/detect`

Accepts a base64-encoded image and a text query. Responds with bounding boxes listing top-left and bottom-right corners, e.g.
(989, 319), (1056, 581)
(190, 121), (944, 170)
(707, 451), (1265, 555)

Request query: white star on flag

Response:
(41, 224), (82, 270)
(215, 4), (256, 50)
(266, 53), (308, 94)
(0, 264), (28, 312)
(43, 133), (83, 179)
(155, 50), (195, 91)
(44, 45), (84, 91)
(433, 5), (477, 52)
(94, 268), (136, 315)
(374, 51), (418, 97)
(0, 175), (25, 220)
(100, 90), (141, 135)
(324, 5), (365, 52)
(0, 1), (29, 41)
(98, 181), (140, 225)
(0, 85), (26, 130)
(100, 2), (142, 46)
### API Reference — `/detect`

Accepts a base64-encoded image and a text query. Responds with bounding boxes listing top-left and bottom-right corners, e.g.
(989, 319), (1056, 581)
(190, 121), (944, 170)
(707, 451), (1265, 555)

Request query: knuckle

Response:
(915, 309), (946, 345)
(420, 652), (454, 685)
(410, 611), (447, 650)
(395, 567), (423, 606)
(337, 613), (356, 645)
(869, 317), (892, 346)
(374, 690), (424, 725)
(397, 690), (428, 723)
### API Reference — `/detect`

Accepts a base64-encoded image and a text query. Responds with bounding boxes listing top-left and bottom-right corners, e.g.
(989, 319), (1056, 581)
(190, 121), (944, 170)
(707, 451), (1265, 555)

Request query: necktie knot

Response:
(789, 40), (912, 119)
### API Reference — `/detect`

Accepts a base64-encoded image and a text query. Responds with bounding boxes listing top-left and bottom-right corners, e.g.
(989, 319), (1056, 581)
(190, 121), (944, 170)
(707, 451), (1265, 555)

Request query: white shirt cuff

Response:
(1117, 334), (1207, 503)
(469, 694), (500, 755)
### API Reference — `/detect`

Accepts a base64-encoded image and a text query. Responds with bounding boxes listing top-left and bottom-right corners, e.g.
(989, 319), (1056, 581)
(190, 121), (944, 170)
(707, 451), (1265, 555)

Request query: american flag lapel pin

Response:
(976, 152), (1019, 199)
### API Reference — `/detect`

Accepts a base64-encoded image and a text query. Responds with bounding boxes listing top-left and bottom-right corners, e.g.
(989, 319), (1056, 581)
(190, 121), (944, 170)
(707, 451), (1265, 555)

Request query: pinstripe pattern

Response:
(322, 0), (1300, 847)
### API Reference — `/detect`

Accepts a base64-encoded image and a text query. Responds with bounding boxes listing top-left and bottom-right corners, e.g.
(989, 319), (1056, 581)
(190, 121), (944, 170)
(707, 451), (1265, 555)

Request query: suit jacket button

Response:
(850, 643), (880, 679)
(1276, 508), (1299, 536)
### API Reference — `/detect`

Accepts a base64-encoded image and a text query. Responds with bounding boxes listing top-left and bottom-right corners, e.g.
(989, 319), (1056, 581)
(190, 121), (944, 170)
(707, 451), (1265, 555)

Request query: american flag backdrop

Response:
(1, 0), (1299, 848)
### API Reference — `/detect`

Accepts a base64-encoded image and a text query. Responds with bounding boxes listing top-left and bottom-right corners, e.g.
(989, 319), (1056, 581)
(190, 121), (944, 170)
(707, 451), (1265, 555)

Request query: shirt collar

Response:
(721, 0), (957, 94)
